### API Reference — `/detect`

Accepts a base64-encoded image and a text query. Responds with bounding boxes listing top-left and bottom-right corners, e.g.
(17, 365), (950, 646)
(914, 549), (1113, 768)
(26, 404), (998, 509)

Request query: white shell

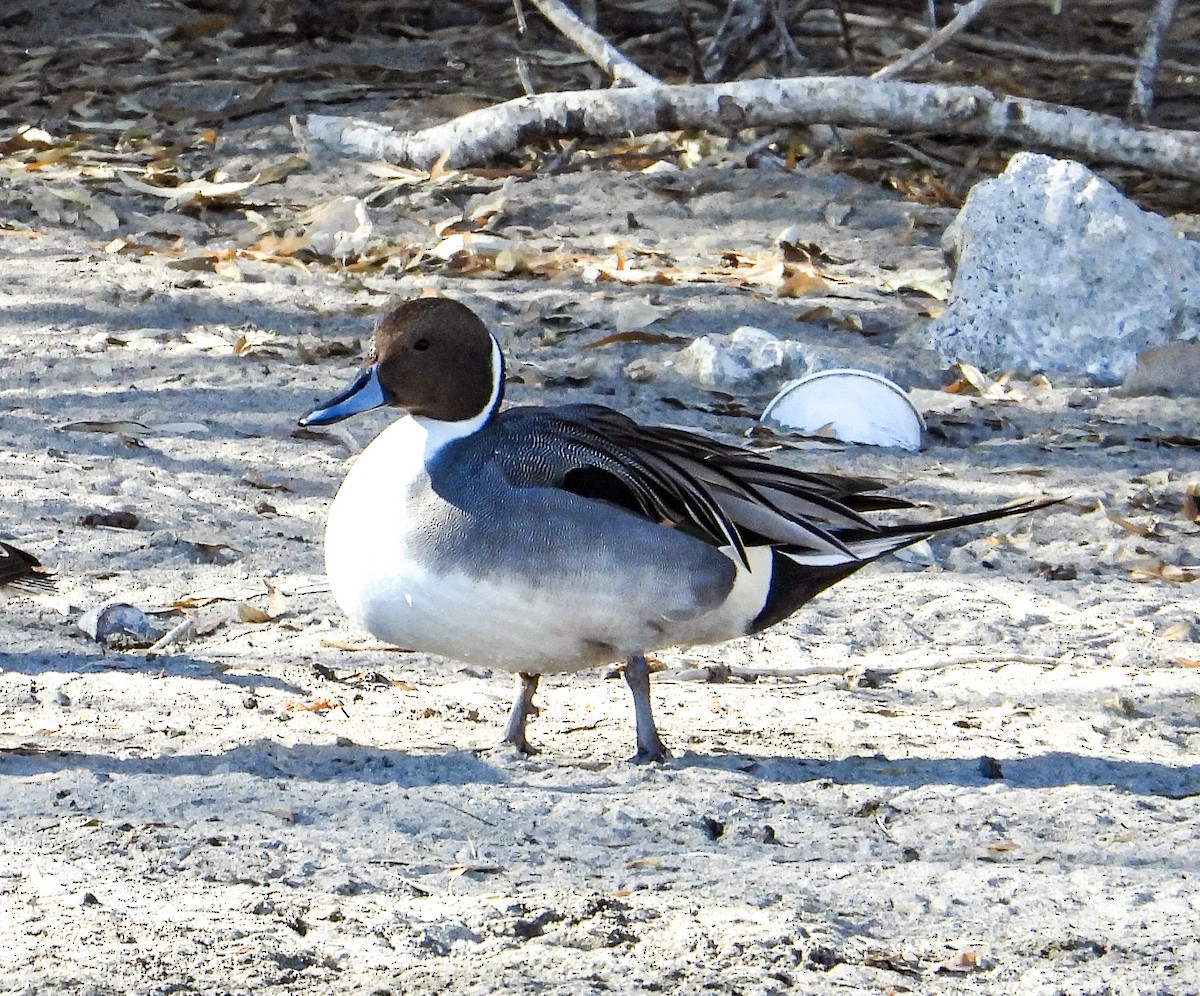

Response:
(760, 368), (925, 451)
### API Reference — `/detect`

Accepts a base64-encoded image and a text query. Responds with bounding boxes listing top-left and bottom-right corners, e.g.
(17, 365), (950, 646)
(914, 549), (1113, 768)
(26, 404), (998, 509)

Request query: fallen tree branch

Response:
(526, 0), (659, 86)
(303, 76), (1200, 181)
(871, 0), (998, 81)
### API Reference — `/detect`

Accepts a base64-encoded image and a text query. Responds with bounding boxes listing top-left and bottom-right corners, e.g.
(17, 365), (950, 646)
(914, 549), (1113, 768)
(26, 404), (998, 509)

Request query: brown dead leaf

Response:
(777, 235), (844, 265)
(1137, 434), (1200, 450)
(1184, 484), (1199, 525)
(1101, 503), (1158, 538)
(946, 363), (1016, 399)
(778, 266), (832, 298)
(237, 601), (272, 624)
(1175, 658), (1200, 668)
(249, 232), (310, 258)
(284, 698), (341, 713)
(242, 473), (292, 491)
(985, 841), (1020, 852)
(79, 511), (139, 530)
(256, 155), (309, 184)
(319, 639), (411, 652)
(237, 584), (288, 623)
(168, 14), (236, 38)
(1125, 557), (1200, 583)
(888, 171), (960, 207)
(173, 593), (240, 610)
(1159, 621), (1194, 641)
(186, 541), (240, 564)
(936, 949), (983, 974)
(584, 330), (686, 349)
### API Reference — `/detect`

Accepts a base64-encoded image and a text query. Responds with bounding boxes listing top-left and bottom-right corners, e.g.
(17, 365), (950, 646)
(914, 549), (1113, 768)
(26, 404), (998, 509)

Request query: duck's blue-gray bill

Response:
(300, 365), (386, 426)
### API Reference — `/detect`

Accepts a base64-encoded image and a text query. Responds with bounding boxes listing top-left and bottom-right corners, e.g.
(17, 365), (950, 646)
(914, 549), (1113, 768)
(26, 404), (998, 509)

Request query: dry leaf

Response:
(242, 473), (292, 491)
(883, 268), (951, 300)
(778, 266), (832, 298)
(936, 949), (983, 973)
(237, 601), (272, 624)
(256, 155), (309, 184)
(612, 297), (671, 330)
(1101, 502), (1157, 538)
(319, 638), (410, 652)
(79, 511), (139, 530)
(185, 541), (240, 564)
(1184, 483), (1199, 525)
(585, 330), (684, 349)
(284, 698), (341, 713)
(118, 170), (258, 208)
(59, 419), (208, 437)
(948, 363), (1014, 399)
(1125, 557), (1200, 583)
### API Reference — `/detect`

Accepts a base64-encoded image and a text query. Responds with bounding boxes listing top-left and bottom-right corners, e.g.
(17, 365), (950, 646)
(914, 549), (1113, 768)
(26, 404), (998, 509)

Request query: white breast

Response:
(324, 415), (432, 637)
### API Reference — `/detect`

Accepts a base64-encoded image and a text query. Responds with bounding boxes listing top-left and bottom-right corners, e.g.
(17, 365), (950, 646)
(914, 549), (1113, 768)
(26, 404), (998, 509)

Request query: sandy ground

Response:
(3, 18), (1200, 995)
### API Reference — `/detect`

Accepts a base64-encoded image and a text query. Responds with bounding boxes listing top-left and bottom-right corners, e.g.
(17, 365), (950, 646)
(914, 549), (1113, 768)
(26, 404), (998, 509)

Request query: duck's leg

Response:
(624, 655), (670, 763)
(501, 671), (540, 755)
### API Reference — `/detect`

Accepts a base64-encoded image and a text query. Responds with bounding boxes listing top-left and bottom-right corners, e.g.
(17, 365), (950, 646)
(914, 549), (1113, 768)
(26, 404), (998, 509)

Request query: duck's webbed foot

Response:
(501, 671), (541, 755)
(624, 655), (670, 764)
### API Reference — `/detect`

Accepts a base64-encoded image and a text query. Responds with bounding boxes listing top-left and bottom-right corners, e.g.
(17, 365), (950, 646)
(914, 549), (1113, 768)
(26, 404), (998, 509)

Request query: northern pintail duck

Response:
(302, 298), (1051, 761)
(0, 541), (56, 596)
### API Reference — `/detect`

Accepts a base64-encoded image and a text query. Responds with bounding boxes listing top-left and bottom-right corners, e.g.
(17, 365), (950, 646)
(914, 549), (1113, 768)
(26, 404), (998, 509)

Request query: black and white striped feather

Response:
(0, 541), (57, 595)
(489, 404), (1054, 572)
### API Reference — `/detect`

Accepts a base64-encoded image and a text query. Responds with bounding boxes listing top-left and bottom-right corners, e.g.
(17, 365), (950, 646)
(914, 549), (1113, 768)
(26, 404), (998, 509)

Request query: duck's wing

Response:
(0, 541), (57, 594)
(491, 405), (1057, 569)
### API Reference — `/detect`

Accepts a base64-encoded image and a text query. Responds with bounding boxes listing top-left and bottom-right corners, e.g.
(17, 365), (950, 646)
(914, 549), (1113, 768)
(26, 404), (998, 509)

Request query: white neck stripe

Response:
(411, 332), (504, 457)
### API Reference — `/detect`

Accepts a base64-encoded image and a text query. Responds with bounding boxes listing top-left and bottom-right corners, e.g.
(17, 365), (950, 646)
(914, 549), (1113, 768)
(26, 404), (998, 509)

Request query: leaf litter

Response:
(1, 4), (1199, 994)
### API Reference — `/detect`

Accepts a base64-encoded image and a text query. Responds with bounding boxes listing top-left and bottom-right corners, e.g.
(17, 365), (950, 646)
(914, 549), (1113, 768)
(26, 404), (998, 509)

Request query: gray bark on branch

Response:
(525, 0), (659, 87)
(303, 77), (1200, 181)
(1129, 0), (1180, 122)
(871, 0), (998, 81)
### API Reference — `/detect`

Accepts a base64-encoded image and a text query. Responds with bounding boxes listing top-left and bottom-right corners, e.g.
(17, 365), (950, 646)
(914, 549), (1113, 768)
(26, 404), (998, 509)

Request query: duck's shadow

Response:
(672, 750), (1200, 800)
(2, 737), (1196, 800)
(0, 649), (307, 695)
(3, 653), (1195, 798)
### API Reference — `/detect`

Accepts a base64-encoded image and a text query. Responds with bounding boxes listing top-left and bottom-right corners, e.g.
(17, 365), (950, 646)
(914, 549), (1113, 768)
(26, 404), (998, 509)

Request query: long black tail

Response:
(749, 497), (1062, 632)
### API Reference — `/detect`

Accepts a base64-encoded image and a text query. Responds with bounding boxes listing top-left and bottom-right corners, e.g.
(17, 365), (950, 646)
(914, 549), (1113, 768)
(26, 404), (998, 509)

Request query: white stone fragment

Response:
(670, 326), (811, 390)
(928, 152), (1200, 384)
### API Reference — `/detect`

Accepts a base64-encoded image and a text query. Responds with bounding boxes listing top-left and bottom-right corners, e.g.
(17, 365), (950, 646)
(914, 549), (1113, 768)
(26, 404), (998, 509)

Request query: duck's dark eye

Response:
(413, 338), (430, 351)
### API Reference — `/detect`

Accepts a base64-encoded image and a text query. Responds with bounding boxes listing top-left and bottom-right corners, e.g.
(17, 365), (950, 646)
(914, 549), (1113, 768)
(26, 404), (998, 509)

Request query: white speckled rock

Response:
(928, 152), (1200, 384)
(667, 325), (812, 390)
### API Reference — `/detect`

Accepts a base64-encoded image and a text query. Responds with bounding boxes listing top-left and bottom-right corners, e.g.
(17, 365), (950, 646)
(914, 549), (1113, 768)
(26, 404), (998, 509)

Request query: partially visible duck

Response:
(301, 298), (1053, 761)
(0, 541), (57, 596)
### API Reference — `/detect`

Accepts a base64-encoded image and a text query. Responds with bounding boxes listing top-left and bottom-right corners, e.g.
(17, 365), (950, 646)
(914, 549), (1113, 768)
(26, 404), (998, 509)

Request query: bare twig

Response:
(725, 652), (1069, 682)
(1130, 0), (1181, 122)
(836, 10), (1200, 79)
(526, 0), (659, 86)
(303, 76), (1200, 181)
(704, 0), (810, 80)
(145, 618), (195, 656)
(516, 56), (537, 96)
(872, 0), (999, 80)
